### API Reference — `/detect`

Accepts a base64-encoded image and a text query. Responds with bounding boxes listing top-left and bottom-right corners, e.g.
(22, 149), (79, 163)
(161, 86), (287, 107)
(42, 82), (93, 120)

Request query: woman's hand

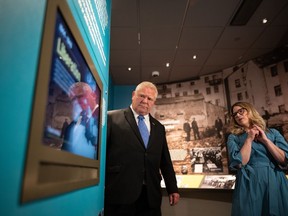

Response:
(246, 125), (259, 141)
(253, 125), (268, 144)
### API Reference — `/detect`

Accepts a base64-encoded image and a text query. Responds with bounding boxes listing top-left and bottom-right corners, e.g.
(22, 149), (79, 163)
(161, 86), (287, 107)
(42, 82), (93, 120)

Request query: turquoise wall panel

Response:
(69, 0), (111, 81)
(0, 0), (111, 215)
(110, 85), (136, 110)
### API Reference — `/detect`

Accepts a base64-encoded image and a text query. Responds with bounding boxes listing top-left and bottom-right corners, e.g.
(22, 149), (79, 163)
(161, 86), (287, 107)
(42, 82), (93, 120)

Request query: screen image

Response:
(43, 10), (101, 160)
(22, 0), (104, 202)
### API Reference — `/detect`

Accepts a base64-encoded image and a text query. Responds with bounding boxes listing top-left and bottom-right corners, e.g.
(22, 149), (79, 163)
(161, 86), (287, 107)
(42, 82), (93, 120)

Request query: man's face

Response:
(73, 93), (95, 111)
(132, 87), (156, 115)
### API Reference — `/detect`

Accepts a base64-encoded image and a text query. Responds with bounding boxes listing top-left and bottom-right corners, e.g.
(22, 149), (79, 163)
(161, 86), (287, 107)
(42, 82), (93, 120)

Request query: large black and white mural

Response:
(154, 55), (288, 189)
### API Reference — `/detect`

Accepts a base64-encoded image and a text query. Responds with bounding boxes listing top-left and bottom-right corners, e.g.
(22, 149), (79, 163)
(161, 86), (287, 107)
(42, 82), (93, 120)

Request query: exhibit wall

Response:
(0, 0), (110, 215)
(109, 85), (136, 110)
(108, 56), (288, 215)
(109, 58), (288, 190)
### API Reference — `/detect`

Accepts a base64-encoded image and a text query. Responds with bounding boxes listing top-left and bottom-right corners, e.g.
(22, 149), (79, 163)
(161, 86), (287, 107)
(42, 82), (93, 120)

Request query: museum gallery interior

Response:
(1, 0), (288, 216)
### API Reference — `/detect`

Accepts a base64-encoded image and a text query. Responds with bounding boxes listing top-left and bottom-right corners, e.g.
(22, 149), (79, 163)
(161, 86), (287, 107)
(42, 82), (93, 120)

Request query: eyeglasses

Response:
(231, 108), (246, 118)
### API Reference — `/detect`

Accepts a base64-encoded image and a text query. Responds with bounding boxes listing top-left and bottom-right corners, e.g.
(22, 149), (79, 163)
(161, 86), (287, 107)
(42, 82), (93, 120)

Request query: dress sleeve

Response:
(227, 134), (243, 170)
(269, 128), (288, 167)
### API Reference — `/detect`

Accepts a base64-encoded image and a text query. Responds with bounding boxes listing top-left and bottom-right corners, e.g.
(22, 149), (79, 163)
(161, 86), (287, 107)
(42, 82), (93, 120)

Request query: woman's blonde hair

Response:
(228, 101), (267, 135)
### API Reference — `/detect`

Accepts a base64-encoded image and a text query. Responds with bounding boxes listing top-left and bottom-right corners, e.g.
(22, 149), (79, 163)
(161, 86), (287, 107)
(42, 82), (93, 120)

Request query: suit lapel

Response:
(147, 115), (157, 148)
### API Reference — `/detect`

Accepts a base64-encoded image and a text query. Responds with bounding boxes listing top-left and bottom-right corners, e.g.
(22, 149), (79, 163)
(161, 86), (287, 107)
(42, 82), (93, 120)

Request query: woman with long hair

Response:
(227, 101), (288, 216)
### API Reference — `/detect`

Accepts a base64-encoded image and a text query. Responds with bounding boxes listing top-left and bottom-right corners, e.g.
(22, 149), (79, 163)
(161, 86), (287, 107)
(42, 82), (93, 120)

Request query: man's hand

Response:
(169, 193), (180, 206)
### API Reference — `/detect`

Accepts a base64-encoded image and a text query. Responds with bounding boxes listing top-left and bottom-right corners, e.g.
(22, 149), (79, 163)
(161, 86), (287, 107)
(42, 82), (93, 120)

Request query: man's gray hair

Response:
(135, 81), (158, 98)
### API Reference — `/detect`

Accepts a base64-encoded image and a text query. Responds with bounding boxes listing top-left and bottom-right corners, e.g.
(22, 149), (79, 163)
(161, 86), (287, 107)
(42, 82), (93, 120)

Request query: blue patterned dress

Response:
(227, 128), (288, 216)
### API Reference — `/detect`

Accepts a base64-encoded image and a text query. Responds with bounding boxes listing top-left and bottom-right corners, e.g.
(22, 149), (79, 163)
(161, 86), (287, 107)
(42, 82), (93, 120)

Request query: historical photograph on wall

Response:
(152, 73), (231, 189)
(199, 175), (236, 189)
(153, 52), (288, 188)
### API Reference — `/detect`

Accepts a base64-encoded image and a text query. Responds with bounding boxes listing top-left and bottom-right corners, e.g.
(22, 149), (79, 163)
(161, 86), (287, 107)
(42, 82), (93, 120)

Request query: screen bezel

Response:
(21, 0), (103, 203)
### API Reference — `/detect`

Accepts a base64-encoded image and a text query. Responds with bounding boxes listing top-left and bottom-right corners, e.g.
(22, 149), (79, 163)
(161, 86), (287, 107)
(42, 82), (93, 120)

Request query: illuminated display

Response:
(22, 0), (105, 202)
(42, 10), (101, 160)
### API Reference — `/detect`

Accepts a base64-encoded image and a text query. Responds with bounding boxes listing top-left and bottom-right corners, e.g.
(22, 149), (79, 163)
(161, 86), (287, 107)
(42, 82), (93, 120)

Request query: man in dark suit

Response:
(183, 119), (191, 141)
(191, 118), (200, 140)
(105, 81), (180, 216)
(214, 116), (223, 139)
(61, 82), (99, 159)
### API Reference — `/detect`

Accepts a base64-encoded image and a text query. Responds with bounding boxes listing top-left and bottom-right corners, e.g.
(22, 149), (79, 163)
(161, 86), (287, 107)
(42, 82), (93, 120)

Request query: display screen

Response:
(42, 10), (101, 160)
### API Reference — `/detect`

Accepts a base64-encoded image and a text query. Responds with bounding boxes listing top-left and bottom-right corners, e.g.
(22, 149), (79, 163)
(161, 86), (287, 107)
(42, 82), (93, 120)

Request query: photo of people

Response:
(200, 175), (236, 189)
(43, 75), (101, 160)
(42, 11), (101, 160)
(152, 87), (229, 176)
(61, 82), (99, 159)
(151, 58), (288, 189)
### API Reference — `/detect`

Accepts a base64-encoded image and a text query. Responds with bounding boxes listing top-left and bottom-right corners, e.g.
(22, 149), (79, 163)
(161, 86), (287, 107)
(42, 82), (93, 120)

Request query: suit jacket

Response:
(105, 107), (178, 208)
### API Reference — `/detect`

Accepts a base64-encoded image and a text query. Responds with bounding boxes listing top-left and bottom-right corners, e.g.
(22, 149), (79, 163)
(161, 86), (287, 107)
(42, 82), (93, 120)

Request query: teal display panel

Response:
(22, 0), (104, 203)
(70, 0), (111, 77)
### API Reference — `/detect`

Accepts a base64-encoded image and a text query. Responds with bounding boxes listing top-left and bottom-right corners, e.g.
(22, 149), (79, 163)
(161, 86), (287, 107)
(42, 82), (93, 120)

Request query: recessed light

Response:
(262, 18), (268, 24)
(128, 67), (132, 71)
(193, 55), (197, 60)
(166, 63), (170, 67)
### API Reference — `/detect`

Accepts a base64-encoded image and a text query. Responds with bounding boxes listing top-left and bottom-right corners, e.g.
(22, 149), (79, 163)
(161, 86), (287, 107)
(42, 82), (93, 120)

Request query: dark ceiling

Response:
(109, 0), (288, 85)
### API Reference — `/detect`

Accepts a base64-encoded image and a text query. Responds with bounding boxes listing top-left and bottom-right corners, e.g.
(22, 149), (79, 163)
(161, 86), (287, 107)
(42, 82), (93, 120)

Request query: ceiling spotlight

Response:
(128, 67), (132, 71)
(262, 18), (268, 24)
(166, 63), (170, 67)
(193, 55), (197, 60)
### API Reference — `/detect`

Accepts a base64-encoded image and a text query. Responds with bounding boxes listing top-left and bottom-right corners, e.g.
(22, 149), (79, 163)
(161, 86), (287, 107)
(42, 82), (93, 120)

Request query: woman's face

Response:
(232, 105), (250, 128)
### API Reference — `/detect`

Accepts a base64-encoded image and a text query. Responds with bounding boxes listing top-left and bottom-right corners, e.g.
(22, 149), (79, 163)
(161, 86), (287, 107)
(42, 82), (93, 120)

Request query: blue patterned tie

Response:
(138, 115), (149, 148)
